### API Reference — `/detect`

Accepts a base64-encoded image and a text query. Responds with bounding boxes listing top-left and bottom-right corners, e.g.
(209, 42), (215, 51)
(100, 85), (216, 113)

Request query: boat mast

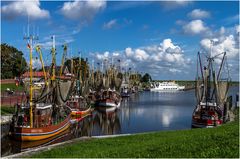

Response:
(77, 52), (81, 95)
(205, 40), (214, 103)
(92, 59), (95, 86)
(29, 36), (34, 128)
(60, 44), (67, 76)
(51, 35), (56, 81)
(79, 52), (82, 85)
(24, 26), (38, 128)
(36, 46), (48, 86)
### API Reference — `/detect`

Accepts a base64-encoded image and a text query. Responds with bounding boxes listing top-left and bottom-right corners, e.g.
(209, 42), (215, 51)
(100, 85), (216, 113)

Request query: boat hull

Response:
(191, 117), (222, 128)
(191, 122), (215, 128)
(12, 115), (71, 141)
(97, 99), (120, 108)
(96, 106), (117, 113)
(70, 106), (92, 117)
(121, 93), (130, 98)
(150, 88), (183, 92)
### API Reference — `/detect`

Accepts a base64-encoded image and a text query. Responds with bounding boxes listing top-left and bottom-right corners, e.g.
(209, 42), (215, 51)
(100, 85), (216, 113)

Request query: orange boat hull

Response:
(12, 115), (71, 141)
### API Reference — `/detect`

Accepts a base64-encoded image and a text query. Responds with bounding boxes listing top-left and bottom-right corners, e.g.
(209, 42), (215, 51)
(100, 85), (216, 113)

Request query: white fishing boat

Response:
(150, 81), (185, 91)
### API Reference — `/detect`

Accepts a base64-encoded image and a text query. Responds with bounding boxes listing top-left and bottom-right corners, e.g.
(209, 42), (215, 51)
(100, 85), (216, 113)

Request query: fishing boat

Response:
(150, 81), (185, 91)
(192, 47), (230, 128)
(95, 59), (122, 108)
(121, 87), (131, 98)
(10, 35), (71, 141)
(97, 89), (121, 108)
(11, 102), (71, 141)
(67, 95), (92, 117)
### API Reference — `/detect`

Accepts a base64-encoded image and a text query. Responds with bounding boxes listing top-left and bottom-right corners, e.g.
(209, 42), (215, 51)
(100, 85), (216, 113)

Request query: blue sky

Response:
(1, 0), (239, 80)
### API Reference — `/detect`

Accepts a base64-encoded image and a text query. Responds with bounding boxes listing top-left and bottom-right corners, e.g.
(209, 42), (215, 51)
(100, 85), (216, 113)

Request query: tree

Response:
(141, 73), (152, 83)
(1, 43), (27, 79)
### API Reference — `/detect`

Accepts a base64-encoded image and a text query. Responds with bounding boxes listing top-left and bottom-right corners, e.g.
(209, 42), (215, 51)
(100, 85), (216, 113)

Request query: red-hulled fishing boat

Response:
(96, 89), (121, 108)
(192, 49), (230, 128)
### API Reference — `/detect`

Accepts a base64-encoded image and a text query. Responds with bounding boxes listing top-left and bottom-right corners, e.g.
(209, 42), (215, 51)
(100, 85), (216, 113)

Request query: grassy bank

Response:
(1, 83), (24, 92)
(27, 120), (239, 158)
(0, 105), (15, 115)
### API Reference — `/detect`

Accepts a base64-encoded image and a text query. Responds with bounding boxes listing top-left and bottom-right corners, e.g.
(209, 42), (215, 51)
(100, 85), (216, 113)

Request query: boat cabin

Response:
(34, 103), (53, 128)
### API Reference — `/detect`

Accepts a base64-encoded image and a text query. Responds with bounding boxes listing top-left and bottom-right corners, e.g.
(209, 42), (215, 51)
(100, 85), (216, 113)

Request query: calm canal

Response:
(1, 86), (238, 156)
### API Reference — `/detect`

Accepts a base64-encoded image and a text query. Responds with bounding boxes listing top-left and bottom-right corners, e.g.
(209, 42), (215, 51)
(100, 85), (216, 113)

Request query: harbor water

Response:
(1, 86), (238, 157)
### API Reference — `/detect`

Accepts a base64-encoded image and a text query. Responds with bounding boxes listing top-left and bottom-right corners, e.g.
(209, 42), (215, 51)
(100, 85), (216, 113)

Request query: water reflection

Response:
(92, 108), (121, 136)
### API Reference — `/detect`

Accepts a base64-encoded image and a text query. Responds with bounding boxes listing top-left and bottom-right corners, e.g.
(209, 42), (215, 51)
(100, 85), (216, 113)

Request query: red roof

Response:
(22, 72), (50, 78)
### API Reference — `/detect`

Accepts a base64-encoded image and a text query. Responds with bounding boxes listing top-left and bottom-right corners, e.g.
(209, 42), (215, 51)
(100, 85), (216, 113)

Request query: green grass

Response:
(1, 83), (24, 91)
(1, 105), (15, 115)
(27, 120), (239, 158)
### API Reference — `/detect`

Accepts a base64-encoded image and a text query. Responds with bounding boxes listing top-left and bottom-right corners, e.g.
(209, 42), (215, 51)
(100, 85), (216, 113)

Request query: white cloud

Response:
(169, 68), (182, 73)
(196, 24), (239, 81)
(200, 25), (239, 67)
(113, 52), (120, 57)
(125, 47), (134, 57)
(1, 0), (50, 20)
(161, 1), (192, 10)
(96, 51), (110, 61)
(188, 9), (210, 19)
(103, 19), (117, 29)
(134, 49), (149, 61)
(223, 14), (239, 24)
(32, 58), (42, 69)
(176, 20), (186, 25)
(93, 38), (191, 79)
(103, 18), (132, 30)
(236, 25), (240, 33)
(60, 0), (106, 21)
(183, 20), (209, 35)
(200, 35), (239, 59)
